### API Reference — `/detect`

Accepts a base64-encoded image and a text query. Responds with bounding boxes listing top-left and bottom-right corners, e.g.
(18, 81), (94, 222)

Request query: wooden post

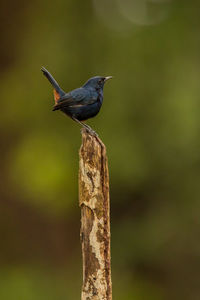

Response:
(79, 129), (112, 300)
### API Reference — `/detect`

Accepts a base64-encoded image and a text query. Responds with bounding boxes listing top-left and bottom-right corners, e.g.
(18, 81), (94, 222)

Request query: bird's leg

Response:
(72, 117), (89, 130)
(72, 117), (98, 136)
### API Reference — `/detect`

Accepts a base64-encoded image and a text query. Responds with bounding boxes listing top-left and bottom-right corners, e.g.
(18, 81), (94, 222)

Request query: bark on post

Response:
(79, 129), (112, 300)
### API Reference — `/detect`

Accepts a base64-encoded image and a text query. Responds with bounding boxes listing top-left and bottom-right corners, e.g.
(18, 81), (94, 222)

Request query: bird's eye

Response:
(98, 79), (103, 84)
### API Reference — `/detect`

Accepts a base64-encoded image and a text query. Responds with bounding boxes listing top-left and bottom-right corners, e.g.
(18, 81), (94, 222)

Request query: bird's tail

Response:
(41, 67), (65, 104)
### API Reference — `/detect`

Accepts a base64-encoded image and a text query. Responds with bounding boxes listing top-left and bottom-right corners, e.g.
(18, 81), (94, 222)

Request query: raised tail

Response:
(41, 67), (65, 103)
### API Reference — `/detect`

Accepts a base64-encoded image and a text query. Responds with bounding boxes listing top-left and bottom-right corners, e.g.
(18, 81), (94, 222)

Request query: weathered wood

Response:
(79, 129), (112, 300)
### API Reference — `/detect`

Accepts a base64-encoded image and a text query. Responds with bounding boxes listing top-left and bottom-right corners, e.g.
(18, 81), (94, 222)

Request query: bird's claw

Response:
(84, 126), (98, 137)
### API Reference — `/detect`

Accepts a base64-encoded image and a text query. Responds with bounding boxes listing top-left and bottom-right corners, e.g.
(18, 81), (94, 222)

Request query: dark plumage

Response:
(41, 67), (112, 134)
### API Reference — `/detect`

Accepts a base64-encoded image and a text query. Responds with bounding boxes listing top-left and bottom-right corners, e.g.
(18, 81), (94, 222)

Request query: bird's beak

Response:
(104, 76), (113, 82)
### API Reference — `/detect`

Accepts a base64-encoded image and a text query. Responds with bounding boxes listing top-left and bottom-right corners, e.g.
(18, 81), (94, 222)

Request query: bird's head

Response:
(83, 76), (112, 90)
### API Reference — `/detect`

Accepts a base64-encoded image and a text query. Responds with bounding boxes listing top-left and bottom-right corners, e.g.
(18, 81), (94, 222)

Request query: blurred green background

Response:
(1, 0), (200, 299)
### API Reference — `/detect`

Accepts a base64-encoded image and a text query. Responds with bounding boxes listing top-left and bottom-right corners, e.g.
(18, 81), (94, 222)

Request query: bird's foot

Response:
(72, 117), (98, 137)
(83, 125), (98, 137)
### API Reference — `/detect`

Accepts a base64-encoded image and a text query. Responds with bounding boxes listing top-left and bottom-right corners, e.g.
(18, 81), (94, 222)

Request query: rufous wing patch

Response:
(53, 89), (60, 104)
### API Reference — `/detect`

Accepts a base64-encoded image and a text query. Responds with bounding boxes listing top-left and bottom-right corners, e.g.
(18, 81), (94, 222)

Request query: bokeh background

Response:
(1, 0), (200, 299)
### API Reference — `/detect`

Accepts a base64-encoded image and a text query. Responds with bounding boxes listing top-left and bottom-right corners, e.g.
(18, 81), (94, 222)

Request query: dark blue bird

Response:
(41, 67), (112, 134)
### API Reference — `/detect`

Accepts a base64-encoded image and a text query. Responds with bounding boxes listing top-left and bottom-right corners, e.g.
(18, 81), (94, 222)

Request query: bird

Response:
(41, 67), (112, 135)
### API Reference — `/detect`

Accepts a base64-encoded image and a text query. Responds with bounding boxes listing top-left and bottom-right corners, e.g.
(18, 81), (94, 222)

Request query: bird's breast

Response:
(96, 89), (103, 104)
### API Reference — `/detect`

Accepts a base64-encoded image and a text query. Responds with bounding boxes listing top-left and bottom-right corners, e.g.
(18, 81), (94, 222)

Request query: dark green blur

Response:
(1, 0), (200, 299)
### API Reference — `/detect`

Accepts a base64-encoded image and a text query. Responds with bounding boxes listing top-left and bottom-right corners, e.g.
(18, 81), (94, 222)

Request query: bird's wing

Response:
(53, 88), (97, 110)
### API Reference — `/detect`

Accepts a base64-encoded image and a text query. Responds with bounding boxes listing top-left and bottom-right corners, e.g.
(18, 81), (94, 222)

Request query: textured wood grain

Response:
(79, 129), (112, 300)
